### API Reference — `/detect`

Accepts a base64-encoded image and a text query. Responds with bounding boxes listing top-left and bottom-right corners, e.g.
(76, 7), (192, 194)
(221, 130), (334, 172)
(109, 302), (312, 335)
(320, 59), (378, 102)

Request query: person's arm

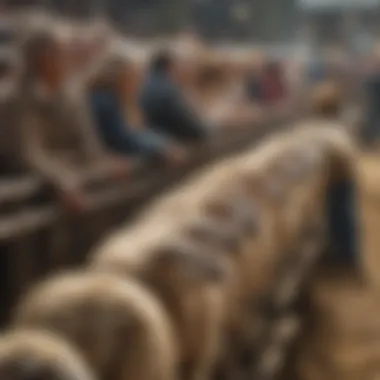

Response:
(22, 113), (81, 191)
(67, 89), (108, 162)
(94, 92), (188, 166)
(22, 112), (86, 212)
(91, 91), (165, 157)
(165, 86), (211, 140)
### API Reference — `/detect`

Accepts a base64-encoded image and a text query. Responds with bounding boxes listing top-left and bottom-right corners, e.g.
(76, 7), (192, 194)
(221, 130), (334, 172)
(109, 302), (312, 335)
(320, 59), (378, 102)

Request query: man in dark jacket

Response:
(140, 50), (208, 143)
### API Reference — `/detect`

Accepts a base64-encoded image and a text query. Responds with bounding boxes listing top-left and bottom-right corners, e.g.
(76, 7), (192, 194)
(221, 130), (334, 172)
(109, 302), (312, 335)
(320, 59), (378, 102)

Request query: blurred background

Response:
(2, 0), (380, 45)
(0, 2), (380, 380)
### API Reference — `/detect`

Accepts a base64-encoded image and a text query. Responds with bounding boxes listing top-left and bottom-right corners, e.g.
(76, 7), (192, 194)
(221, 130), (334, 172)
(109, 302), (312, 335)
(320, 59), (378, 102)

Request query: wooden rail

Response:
(0, 109), (297, 325)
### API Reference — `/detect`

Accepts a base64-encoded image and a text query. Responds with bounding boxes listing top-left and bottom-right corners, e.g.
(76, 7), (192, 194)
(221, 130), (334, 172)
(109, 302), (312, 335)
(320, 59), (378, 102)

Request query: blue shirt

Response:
(89, 89), (168, 157)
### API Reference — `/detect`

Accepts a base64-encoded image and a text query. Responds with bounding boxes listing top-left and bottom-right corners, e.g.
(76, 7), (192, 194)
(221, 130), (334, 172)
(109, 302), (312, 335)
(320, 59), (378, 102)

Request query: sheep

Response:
(289, 125), (357, 183)
(225, 138), (296, 281)
(134, 155), (245, 228)
(145, 171), (265, 377)
(147, 158), (278, 366)
(262, 140), (327, 254)
(177, 193), (267, 378)
(291, 79), (357, 185)
(287, 89), (360, 271)
(102, 193), (254, 380)
(90, 218), (229, 380)
(0, 329), (95, 380)
(289, 121), (358, 226)
(90, 132), (329, 379)
(235, 128), (329, 257)
(13, 272), (177, 380)
(93, 161), (258, 312)
(275, 84), (356, 238)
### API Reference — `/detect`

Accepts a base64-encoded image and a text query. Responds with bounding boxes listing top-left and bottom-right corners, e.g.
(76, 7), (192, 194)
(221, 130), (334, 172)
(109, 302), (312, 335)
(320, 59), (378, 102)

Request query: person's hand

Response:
(99, 156), (132, 180)
(162, 146), (188, 167)
(109, 157), (132, 179)
(58, 185), (87, 214)
(219, 106), (263, 128)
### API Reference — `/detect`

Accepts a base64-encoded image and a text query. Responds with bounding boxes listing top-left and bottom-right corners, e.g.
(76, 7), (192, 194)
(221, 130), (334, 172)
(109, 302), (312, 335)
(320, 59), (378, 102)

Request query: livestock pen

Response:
(0, 107), (297, 325)
(0, 112), (374, 380)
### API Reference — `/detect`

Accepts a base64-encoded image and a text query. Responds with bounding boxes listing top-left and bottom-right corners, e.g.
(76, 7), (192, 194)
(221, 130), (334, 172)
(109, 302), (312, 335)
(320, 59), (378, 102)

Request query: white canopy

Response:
(299, 0), (379, 10)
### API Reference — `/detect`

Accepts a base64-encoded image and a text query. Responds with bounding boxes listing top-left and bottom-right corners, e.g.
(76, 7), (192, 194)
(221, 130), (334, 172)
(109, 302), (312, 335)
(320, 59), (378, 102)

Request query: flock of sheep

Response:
(0, 108), (357, 380)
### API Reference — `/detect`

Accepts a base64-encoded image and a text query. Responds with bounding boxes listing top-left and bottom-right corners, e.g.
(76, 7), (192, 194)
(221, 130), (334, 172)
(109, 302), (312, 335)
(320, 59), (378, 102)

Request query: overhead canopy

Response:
(299, 0), (379, 10)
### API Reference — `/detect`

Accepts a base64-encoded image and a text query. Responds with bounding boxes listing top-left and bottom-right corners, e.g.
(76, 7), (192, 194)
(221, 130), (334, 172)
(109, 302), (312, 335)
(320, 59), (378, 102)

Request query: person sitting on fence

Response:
(89, 55), (187, 166)
(18, 29), (130, 213)
(140, 49), (210, 143)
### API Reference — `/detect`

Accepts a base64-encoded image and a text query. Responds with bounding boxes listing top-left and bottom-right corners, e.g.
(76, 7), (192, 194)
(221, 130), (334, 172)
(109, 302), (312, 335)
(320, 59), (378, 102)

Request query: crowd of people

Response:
(2, 13), (379, 217)
(0, 15), (293, 213)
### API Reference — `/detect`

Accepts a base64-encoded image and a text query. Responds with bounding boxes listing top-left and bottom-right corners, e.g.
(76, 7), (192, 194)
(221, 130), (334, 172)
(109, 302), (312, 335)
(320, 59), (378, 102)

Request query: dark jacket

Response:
(245, 75), (263, 102)
(326, 178), (357, 266)
(363, 73), (380, 144)
(139, 69), (207, 142)
(89, 89), (168, 158)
